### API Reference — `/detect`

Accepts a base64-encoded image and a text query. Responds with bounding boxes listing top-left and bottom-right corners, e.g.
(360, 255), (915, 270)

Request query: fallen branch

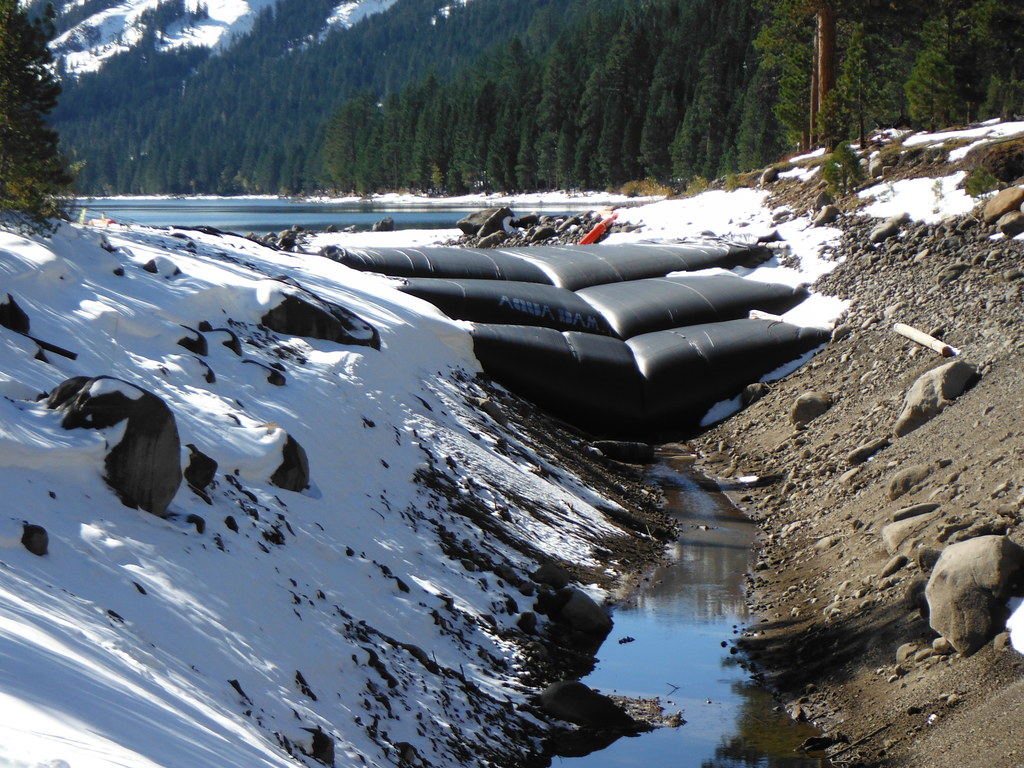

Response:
(893, 322), (959, 357)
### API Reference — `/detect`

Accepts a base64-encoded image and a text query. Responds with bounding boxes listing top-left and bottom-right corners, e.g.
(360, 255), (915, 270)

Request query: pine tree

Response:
(906, 47), (958, 130)
(0, 0), (72, 231)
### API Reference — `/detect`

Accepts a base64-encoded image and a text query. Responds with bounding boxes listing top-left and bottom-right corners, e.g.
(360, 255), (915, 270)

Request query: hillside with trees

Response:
(42, 0), (1024, 197)
(323, 0), (1024, 195)
(51, 0), (607, 195)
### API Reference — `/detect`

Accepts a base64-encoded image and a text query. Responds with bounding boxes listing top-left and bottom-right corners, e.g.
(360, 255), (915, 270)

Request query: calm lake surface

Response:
(74, 197), (598, 234)
(561, 452), (825, 768)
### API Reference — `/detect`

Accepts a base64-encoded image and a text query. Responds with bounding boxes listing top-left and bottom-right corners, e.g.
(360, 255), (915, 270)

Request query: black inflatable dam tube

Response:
(397, 278), (617, 336)
(576, 275), (810, 339)
(629, 318), (831, 424)
(328, 242), (771, 288)
(471, 324), (646, 429)
(504, 242), (772, 290)
(332, 246), (553, 283)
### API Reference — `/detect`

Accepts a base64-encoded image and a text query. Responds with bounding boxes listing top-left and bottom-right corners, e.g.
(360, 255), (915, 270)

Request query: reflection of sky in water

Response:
(557, 456), (823, 767)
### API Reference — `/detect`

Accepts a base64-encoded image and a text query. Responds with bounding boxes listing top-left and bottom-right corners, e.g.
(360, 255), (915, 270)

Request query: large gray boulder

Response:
(558, 589), (613, 638)
(48, 376), (181, 518)
(456, 207), (512, 237)
(925, 535), (1024, 654)
(477, 207), (513, 239)
(893, 359), (977, 437)
(881, 510), (942, 556)
(982, 186), (1024, 224)
(539, 680), (635, 729)
(270, 434), (310, 492)
(261, 284), (380, 350)
(997, 211), (1024, 239)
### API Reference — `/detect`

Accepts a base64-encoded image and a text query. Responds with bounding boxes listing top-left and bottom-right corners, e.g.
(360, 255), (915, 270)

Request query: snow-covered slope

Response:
(0, 221), (636, 767)
(49, 0), (402, 74)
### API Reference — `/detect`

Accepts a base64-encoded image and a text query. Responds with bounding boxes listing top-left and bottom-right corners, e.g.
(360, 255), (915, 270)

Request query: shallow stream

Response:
(559, 450), (825, 767)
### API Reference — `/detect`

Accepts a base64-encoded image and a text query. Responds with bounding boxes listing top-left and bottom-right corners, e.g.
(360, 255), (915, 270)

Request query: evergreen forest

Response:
(0, 0), (72, 227)
(47, 0), (1024, 197)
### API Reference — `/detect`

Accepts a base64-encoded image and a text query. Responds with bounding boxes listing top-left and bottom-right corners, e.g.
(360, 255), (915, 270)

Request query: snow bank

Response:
(0, 221), (632, 767)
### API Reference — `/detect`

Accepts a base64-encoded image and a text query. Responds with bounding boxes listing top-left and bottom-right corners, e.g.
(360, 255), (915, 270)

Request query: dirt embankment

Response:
(695, 185), (1024, 767)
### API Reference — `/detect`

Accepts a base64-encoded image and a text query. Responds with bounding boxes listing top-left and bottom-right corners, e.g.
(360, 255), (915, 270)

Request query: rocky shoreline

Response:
(695, 177), (1024, 766)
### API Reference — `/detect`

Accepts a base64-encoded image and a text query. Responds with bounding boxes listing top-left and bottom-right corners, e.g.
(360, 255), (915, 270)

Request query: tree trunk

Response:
(809, 26), (819, 149)
(815, 2), (837, 147)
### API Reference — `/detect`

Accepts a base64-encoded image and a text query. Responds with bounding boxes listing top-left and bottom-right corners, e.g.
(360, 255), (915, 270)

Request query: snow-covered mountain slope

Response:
(0, 221), (642, 767)
(48, 0), (402, 74)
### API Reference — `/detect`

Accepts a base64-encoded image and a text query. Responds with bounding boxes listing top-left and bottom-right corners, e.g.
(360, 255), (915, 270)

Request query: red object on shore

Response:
(578, 211), (618, 245)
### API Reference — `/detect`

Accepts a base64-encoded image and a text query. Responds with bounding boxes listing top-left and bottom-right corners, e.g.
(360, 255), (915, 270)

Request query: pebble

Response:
(880, 554), (908, 578)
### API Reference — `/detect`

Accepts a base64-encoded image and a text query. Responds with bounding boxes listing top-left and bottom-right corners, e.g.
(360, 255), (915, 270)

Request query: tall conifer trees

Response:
(0, 0), (71, 229)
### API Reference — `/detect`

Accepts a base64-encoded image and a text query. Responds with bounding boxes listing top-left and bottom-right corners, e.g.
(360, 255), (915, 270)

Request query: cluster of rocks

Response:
(982, 186), (1024, 239)
(0, 277), (381, 556)
(445, 206), (641, 248)
(240, 206), (646, 252)
(247, 225), (313, 251)
(694, 167), (1024, 764)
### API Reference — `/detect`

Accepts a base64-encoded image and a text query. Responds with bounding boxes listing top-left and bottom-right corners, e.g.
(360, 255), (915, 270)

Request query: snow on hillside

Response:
(51, 0), (401, 74)
(0, 222), (637, 767)
(327, 0), (398, 29)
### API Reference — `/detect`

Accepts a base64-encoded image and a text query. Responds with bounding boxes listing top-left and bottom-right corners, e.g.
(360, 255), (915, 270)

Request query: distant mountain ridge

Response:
(37, 0), (411, 75)
(47, 0), (597, 196)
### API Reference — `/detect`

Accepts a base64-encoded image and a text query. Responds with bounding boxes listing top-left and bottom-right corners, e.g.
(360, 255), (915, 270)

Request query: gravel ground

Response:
(694, 171), (1024, 767)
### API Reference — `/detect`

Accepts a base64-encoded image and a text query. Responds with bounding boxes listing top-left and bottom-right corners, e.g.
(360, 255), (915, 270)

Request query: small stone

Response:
(913, 647), (935, 663)
(838, 466), (862, 486)
(532, 563), (571, 589)
(926, 536), (1024, 654)
(517, 612), (537, 634)
(994, 631), (1012, 652)
(936, 263), (970, 286)
(790, 391), (832, 428)
(814, 536), (839, 552)
(880, 554), (909, 578)
(21, 523), (48, 556)
(916, 546), (943, 572)
(893, 502), (941, 522)
(848, 437), (889, 465)
(540, 680), (635, 729)
(741, 382), (770, 406)
(812, 205), (840, 227)
(995, 210), (1024, 237)
(831, 324), (852, 342)
(896, 642), (920, 665)
(870, 215), (906, 243)
(478, 230), (507, 248)
(888, 464), (934, 501)
(932, 637), (954, 655)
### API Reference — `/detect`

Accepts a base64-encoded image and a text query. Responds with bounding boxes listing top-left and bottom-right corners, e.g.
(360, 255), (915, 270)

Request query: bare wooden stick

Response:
(893, 322), (959, 357)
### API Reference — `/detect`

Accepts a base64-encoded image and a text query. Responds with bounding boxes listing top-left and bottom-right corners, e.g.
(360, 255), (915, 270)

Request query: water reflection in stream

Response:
(557, 451), (824, 767)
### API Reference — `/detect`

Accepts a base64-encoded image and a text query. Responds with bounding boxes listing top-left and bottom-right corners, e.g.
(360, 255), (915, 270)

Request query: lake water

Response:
(559, 452), (825, 768)
(74, 197), (599, 234)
